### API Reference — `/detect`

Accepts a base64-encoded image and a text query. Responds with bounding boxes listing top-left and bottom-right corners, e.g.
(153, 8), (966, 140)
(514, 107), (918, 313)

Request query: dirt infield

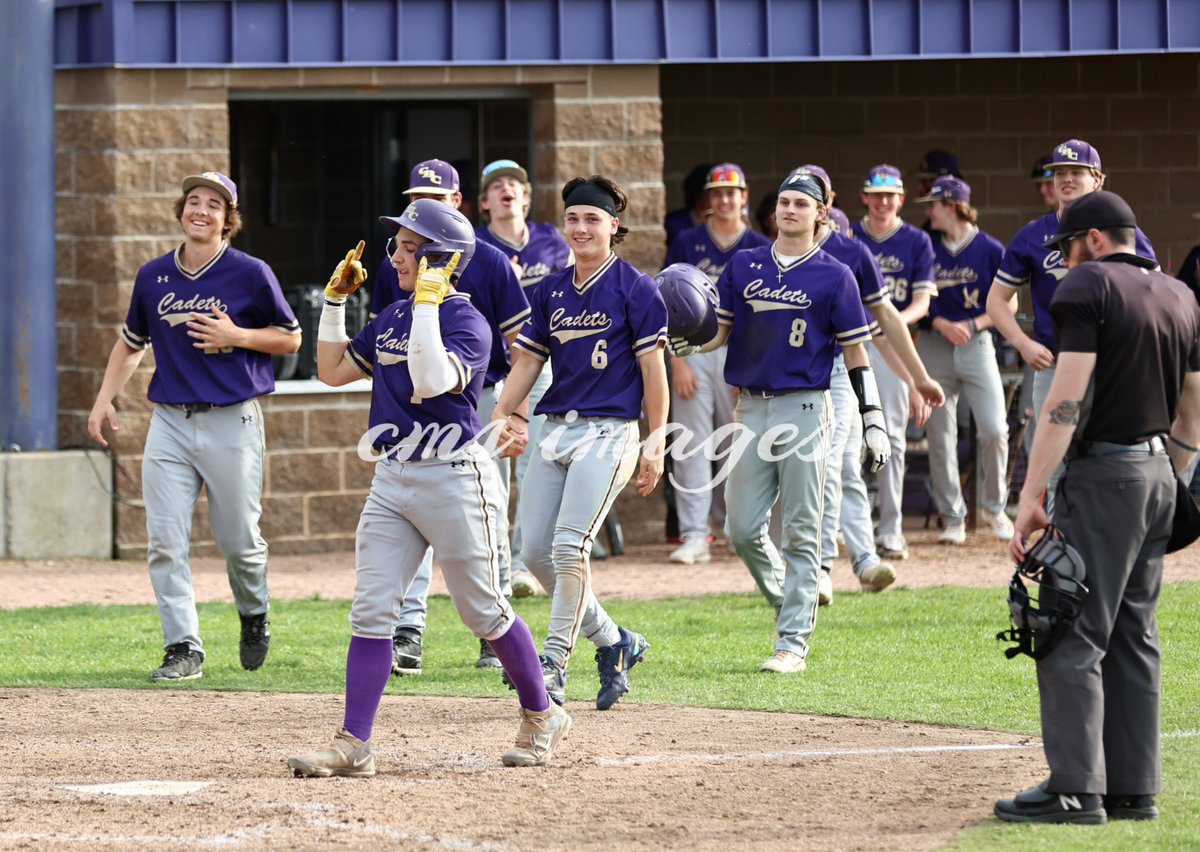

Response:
(2, 532), (1198, 850)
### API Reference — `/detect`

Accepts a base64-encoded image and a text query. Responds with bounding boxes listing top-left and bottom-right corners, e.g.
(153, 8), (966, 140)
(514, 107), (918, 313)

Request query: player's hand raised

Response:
(414, 252), (460, 308)
(326, 240), (367, 301)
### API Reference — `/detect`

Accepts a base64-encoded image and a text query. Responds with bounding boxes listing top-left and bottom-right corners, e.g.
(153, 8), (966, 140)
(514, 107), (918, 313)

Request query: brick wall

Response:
(55, 65), (667, 558)
(662, 54), (1200, 274)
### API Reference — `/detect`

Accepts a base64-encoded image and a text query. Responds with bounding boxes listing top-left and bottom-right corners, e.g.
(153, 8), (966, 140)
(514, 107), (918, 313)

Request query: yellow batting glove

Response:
(325, 240), (368, 301)
(413, 252), (461, 308)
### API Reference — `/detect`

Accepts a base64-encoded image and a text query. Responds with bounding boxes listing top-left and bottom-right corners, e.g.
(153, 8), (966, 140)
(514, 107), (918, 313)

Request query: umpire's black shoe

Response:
(239, 612), (271, 671)
(995, 783), (1106, 825)
(151, 643), (204, 682)
(1103, 794), (1158, 821)
(392, 629), (423, 676)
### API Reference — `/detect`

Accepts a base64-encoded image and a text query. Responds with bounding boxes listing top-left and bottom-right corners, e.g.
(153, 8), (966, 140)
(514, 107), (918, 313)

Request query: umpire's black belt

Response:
(1067, 434), (1167, 460)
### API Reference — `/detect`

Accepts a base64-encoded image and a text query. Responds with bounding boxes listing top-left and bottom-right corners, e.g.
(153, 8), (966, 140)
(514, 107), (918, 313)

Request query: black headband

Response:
(778, 172), (827, 206)
(564, 182), (618, 217)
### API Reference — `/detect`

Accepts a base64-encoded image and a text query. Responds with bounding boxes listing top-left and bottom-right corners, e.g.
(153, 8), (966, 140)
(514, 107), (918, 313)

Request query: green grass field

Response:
(2, 583), (1197, 848)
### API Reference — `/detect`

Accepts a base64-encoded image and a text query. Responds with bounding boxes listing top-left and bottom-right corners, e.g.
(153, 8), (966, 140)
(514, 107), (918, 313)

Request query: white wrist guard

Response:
(318, 298), (348, 344)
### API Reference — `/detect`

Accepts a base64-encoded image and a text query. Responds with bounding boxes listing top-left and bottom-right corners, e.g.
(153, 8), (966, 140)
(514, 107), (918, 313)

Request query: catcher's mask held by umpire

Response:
(997, 526), (1089, 660)
(655, 263), (719, 346)
(380, 200), (476, 276)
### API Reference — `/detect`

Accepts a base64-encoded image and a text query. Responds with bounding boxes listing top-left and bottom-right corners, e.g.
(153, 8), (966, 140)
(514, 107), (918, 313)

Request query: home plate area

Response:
(0, 689), (1045, 850)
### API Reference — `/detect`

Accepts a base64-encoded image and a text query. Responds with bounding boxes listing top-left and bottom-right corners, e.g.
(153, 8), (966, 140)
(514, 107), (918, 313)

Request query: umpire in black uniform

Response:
(996, 191), (1200, 824)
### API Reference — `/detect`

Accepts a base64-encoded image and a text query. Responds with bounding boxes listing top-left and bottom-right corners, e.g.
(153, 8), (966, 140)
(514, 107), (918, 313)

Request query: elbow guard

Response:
(849, 366), (882, 414)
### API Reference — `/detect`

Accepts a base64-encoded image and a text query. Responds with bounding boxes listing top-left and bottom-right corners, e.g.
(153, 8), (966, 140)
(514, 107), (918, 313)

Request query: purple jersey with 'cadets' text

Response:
(666, 222), (772, 283)
(851, 218), (937, 313)
(994, 210), (1157, 351)
(476, 222), (573, 297)
(347, 293), (491, 457)
(716, 244), (873, 392)
(929, 228), (1005, 323)
(817, 226), (890, 338)
(371, 240), (528, 387)
(513, 253), (668, 419)
(121, 243), (299, 406)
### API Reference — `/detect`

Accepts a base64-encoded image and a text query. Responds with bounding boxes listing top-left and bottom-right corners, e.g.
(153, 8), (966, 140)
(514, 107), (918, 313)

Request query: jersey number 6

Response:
(591, 339), (608, 370)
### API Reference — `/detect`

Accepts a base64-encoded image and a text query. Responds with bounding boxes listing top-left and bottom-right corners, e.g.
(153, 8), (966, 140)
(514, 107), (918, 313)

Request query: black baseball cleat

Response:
(994, 782), (1106, 825)
(595, 627), (649, 710)
(501, 655), (567, 706)
(477, 638), (503, 669)
(151, 643), (204, 681)
(239, 613), (271, 671)
(1103, 794), (1158, 820)
(392, 629), (423, 676)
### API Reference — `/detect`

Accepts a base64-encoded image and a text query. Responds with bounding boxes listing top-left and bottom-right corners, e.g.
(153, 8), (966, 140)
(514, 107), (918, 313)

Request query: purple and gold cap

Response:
(404, 159), (461, 196)
(1046, 140), (1103, 173)
(827, 207), (852, 234)
(915, 176), (971, 205)
(794, 165), (832, 198)
(704, 163), (748, 190)
(915, 149), (961, 179)
(862, 164), (904, 194)
(182, 171), (237, 206)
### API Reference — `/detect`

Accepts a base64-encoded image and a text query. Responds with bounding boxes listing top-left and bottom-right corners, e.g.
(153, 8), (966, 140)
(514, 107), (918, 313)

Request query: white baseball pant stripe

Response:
(354, 443), (513, 640)
(670, 347), (734, 542)
(519, 416), (638, 668)
(724, 390), (831, 658)
(918, 331), (1010, 523)
(869, 340), (911, 542)
(143, 401), (269, 656)
(821, 355), (884, 575)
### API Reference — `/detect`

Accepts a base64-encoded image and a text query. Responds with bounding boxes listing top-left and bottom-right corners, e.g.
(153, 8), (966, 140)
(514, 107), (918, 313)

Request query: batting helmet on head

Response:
(379, 199), (476, 275)
(996, 526), (1089, 660)
(655, 263), (719, 346)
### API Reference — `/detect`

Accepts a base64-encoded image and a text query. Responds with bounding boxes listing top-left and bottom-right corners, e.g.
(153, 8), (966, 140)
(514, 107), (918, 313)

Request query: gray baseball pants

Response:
(511, 362), (553, 575)
(870, 341), (911, 542)
(1039, 449), (1174, 795)
(918, 330), (1010, 523)
(670, 348), (733, 543)
(519, 415), (637, 668)
(143, 401), (269, 657)
(725, 391), (831, 658)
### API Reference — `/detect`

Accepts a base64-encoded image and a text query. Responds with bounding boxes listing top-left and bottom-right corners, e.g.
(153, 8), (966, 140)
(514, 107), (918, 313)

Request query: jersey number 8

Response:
(789, 319), (807, 348)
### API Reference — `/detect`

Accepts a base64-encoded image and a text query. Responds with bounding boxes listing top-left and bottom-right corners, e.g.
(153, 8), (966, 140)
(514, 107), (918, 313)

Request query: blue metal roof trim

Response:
(53, 0), (1200, 68)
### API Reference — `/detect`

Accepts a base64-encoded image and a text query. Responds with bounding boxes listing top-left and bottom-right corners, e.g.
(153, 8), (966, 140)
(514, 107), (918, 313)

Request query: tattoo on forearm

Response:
(1049, 400), (1082, 425)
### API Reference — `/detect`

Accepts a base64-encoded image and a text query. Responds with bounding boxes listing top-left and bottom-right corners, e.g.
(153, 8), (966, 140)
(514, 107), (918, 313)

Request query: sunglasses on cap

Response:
(709, 169), (744, 184)
(867, 172), (904, 189)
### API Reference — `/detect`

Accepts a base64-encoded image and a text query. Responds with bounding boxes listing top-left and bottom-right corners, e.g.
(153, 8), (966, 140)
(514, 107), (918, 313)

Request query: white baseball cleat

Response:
(817, 569), (833, 606)
(669, 537), (711, 565)
(501, 702), (572, 767)
(510, 570), (541, 598)
(288, 728), (376, 778)
(939, 520), (967, 545)
(859, 562), (897, 592)
(760, 650), (807, 673)
(983, 511), (1015, 541)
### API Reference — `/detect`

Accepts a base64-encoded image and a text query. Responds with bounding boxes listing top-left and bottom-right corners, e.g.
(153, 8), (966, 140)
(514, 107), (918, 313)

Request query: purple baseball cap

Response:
(915, 149), (961, 179)
(915, 176), (971, 205)
(1046, 140), (1103, 173)
(182, 171), (237, 206)
(827, 207), (852, 235)
(704, 163), (748, 190)
(862, 164), (904, 194)
(794, 165), (833, 198)
(404, 159), (461, 196)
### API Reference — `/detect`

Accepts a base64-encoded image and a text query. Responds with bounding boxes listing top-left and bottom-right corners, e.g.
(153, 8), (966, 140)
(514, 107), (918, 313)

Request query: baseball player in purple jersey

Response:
(795, 166), (944, 608)
(491, 175), (669, 710)
(986, 139), (1156, 515)
(914, 177), (1016, 543)
(288, 200), (568, 776)
(475, 158), (574, 599)
(663, 163), (771, 565)
(87, 172), (301, 682)
(852, 165), (937, 561)
(673, 171), (887, 673)
(369, 160), (530, 673)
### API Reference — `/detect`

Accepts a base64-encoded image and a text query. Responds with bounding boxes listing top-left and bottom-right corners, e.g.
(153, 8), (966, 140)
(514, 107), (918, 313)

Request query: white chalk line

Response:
(593, 741), (1037, 767)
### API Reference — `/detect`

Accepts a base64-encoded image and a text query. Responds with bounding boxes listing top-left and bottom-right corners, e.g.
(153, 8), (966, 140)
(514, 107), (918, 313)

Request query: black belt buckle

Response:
(180, 402), (219, 418)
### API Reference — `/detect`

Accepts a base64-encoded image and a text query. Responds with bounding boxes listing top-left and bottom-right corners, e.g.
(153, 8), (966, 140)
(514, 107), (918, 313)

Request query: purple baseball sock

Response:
(487, 616), (549, 712)
(342, 635), (393, 741)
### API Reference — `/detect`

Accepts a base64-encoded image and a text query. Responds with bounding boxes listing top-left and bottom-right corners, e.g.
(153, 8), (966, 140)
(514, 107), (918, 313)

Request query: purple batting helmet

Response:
(380, 199), (477, 275)
(655, 263), (719, 346)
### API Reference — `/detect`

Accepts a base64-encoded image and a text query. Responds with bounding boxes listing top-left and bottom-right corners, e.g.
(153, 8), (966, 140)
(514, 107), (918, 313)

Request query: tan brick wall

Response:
(662, 54), (1200, 274)
(57, 64), (669, 558)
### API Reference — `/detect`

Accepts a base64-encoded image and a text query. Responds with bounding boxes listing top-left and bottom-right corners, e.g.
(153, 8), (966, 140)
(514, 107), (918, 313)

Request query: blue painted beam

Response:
(52, 0), (1200, 68)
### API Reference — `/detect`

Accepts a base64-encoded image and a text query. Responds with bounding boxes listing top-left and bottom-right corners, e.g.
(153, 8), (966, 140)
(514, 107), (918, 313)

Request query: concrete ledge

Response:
(1, 450), (114, 559)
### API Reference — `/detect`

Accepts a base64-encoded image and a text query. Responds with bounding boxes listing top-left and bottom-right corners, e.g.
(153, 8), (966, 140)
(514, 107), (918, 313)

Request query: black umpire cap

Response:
(1042, 191), (1138, 249)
